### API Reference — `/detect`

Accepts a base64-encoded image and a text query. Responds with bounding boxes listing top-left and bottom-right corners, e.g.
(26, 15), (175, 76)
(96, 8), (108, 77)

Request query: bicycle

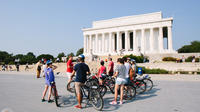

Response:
(129, 77), (147, 94)
(75, 83), (104, 111)
(140, 74), (153, 92)
(98, 75), (115, 97)
(67, 74), (99, 93)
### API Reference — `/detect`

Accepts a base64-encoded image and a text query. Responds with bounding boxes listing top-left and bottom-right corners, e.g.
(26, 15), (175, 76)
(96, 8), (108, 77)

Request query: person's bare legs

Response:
(77, 92), (82, 107)
(114, 84), (119, 102)
(48, 86), (52, 100)
(75, 82), (83, 108)
(120, 85), (125, 102)
(42, 85), (48, 99)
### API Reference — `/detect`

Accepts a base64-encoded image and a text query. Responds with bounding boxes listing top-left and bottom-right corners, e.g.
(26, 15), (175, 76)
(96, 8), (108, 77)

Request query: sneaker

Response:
(119, 101), (123, 105)
(74, 105), (82, 109)
(48, 99), (54, 103)
(109, 101), (117, 105)
(41, 99), (45, 102)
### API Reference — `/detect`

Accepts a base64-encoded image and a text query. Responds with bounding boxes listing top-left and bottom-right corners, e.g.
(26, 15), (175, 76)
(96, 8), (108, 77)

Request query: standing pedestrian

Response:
(36, 61), (42, 78)
(110, 58), (126, 105)
(41, 60), (58, 102)
(108, 58), (114, 76)
(66, 56), (74, 85)
(123, 57), (131, 84)
(70, 54), (90, 109)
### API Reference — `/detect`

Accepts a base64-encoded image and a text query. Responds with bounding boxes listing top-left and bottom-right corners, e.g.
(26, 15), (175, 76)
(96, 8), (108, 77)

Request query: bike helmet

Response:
(131, 59), (136, 62)
(78, 54), (85, 59)
(46, 60), (52, 65)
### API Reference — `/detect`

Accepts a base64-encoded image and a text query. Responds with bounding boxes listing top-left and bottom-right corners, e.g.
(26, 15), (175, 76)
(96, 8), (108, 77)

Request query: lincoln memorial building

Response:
(82, 12), (176, 56)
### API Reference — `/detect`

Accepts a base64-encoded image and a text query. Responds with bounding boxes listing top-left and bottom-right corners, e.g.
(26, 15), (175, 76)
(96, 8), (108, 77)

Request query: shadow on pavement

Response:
(126, 87), (161, 103)
(58, 95), (77, 108)
(101, 87), (161, 111)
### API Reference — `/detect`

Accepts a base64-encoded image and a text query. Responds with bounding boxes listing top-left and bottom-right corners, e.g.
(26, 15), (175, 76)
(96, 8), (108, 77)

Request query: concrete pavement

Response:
(0, 72), (200, 112)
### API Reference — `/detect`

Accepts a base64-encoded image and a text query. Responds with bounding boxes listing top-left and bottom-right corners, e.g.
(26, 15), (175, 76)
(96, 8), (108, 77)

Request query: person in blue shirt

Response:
(41, 60), (58, 103)
(69, 54), (90, 109)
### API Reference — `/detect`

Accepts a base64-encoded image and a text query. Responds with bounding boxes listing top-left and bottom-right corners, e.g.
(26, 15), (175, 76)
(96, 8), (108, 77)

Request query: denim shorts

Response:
(116, 78), (126, 85)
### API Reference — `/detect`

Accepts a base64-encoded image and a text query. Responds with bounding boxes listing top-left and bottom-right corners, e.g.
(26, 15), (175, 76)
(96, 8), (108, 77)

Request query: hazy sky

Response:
(0, 0), (199, 56)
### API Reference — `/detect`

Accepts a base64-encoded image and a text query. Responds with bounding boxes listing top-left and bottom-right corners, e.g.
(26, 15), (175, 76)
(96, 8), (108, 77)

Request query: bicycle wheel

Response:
(144, 79), (153, 91)
(86, 79), (99, 88)
(99, 85), (107, 97)
(135, 80), (146, 94)
(52, 88), (59, 107)
(66, 80), (75, 93)
(89, 89), (104, 111)
(107, 78), (115, 94)
(123, 85), (136, 100)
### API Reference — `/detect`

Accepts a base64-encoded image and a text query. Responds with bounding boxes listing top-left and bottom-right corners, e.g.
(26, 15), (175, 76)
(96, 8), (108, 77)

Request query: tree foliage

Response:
(76, 48), (83, 56)
(178, 41), (200, 53)
(57, 52), (65, 60)
(67, 52), (75, 57)
(0, 51), (14, 64)
(37, 54), (54, 61)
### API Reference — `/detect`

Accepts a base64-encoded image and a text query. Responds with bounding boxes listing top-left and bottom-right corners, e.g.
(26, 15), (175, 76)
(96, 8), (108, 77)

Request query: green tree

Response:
(57, 52), (65, 60)
(76, 48), (83, 56)
(0, 51), (14, 64)
(37, 54), (54, 61)
(178, 41), (200, 53)
(24, 52), (37, 64)
(67, 52), (75, 57)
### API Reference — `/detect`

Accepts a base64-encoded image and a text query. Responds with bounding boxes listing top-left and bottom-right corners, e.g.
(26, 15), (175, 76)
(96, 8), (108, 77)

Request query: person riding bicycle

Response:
(70, 54), (90, 109)
(41, 60), (58, 103)
(97, 60), (107, 85)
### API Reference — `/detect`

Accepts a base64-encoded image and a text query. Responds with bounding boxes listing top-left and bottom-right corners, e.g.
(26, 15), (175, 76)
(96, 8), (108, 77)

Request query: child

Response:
(41, 60), (58, 103)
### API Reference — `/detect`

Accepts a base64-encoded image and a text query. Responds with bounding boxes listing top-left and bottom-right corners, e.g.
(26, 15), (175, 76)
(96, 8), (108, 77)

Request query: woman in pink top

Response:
(98, 60), (107, 85)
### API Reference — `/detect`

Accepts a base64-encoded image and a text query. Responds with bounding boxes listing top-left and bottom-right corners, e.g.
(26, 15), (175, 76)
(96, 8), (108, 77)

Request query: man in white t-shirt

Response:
(122, 57), (131, 84)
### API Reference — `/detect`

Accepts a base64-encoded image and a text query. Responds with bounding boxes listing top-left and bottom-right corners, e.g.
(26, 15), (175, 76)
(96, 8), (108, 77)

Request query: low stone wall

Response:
(1, 61), (200, 74)
(137, 62), (200, 72)
(147, 53), (200, 63)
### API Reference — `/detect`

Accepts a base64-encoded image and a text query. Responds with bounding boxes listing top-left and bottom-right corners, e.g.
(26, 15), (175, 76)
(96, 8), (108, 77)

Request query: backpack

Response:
(37, 65), (41, 71)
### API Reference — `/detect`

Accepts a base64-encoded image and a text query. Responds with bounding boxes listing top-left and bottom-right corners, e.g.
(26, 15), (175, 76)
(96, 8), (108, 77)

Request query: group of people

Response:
(1, 64), (19, 71)
(97, 57), (137, 105)
(40, 54), (138, 109)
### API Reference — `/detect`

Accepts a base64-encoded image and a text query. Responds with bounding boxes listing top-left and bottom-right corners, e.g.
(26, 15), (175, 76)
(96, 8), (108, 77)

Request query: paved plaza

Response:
(0, 72), (200, 112)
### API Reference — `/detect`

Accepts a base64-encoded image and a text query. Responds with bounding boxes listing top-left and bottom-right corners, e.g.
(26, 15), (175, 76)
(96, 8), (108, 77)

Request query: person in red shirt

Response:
(66, 56), (73, 83)
(98, 60), (107, 85)
(108, 58), (114, 76)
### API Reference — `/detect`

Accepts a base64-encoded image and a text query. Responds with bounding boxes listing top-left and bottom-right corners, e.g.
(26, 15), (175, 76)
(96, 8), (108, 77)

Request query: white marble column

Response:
(86, 36), (89, 53)
(159, 27), (164, 52)
(102, 33), (105, 53)
(89, 35), (92, 53)
(109, 32), (112, 53)
(167, 26), (173, 50)
(117, 31), (120, 53)
(125, 31), (129, 52)
(150, 28), (154, 51)
(133, 30), (137, 52)
(95, 34), (98, 53)
(83, 35), (87, 54)
(141, 29), (145, 53)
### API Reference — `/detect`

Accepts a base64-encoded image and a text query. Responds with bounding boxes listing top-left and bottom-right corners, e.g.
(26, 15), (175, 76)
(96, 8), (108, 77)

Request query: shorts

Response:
(125, 77), (130, 84)
(116, 78), (126, 85)
(75, 82), (84, 94)
(66, 72), (72, 79)
(45, 81), (55, 86)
